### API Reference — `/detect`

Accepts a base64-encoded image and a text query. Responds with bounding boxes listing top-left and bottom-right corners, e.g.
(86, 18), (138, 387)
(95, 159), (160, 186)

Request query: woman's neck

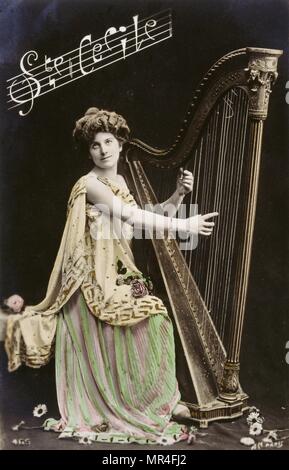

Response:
(90, 166), (118, 181)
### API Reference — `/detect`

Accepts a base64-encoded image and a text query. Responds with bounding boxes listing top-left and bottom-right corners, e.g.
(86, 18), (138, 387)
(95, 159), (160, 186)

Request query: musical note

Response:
(92, 43), (102, 64)
(48, 76), (56, 89)
(44, 56), (54, 72)
(54, 56), (64, 76)
(69, 58), (73, 78)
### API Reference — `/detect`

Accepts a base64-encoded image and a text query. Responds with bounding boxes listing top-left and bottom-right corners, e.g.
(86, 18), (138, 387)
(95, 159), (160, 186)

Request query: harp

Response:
(122, 47), (282, 427)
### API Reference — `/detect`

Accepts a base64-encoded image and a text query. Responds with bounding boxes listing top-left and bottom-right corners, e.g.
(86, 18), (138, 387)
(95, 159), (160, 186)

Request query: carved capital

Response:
(245, 48), (282, 119)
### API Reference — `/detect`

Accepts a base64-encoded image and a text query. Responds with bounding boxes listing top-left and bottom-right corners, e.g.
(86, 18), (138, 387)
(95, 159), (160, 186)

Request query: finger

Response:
(178, 167), (184, 179)
(200, 227), (213, 233)
(182, 177), (194, 184)
(203, 221), (215, 227)
(202, 212), (219, 220)
(182, 182), (193, 189)
(200, 231), (212, 236)
(183, 170), (193, 176)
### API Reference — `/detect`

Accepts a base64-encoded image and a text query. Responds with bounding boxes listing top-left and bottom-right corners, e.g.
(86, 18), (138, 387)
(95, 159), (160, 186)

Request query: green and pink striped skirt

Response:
(44, 290), (188, 445)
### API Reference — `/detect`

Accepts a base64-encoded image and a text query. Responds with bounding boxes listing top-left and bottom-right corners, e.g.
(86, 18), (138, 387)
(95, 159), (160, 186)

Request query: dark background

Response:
(0, 0), (288, 415)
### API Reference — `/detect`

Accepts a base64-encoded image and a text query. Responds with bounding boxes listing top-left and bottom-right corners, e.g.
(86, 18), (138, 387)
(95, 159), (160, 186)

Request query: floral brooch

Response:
(116, 259), (153, 298)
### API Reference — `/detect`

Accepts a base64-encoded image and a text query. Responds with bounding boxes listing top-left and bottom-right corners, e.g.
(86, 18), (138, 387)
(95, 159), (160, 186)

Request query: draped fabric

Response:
(5, 176), (167, 372)
(44, 290), (187, 445)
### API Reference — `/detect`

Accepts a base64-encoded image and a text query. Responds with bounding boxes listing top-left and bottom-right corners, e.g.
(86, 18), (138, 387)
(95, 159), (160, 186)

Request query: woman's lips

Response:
(101, 155), (112, 161)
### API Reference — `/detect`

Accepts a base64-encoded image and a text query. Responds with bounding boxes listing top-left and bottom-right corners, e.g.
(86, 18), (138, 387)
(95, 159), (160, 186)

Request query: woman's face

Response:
(89, 132), (122, 169)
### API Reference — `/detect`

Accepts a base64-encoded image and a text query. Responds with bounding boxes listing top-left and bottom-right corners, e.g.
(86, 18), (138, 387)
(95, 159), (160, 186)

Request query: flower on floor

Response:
(11, 420), (25, 431)
(262, 436), (274, 445)
(3, 294), (25, 313)
(187, 432), (197, 445)
(240, 436), (255, 447)
(33, 404), (48, 418)
(248, 406), (260, 414)
(247, 411), (264, 426)
(265, 430), (278, 442)
(241, 407), (289, 449)
(249, 422), (263, 436)
(79, 436), (93, 445)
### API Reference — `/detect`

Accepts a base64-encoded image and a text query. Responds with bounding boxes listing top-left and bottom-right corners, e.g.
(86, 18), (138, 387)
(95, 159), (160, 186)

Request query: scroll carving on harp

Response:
(124, 47), (283, 427)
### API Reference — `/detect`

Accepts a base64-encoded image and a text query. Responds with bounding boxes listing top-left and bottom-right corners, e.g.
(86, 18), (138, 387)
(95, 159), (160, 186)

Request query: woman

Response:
(5, 108), (217, 445)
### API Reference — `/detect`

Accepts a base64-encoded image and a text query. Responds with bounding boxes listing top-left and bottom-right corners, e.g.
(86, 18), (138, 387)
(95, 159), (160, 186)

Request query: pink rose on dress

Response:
(131, 279), (148, 298)
(5, 294), (24, 313)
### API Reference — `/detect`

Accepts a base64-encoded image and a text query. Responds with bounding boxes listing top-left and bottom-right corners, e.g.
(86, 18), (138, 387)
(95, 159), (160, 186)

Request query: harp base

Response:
(181, 393), (249, 428)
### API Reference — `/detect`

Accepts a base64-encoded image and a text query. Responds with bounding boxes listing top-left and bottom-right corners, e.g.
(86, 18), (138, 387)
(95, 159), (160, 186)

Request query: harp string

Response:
(194, 107), (218, 288)
(200, 104), (220, 291)
(206, 89), (239, 329)
(142, 87), (250, 346)
(216, 89), (242, 335)
(215, 89), (248, 340)
(206, 89), (242, 334)
(203, 91), (232, 339)
(217, 92), (248, 336)
(203, 89), (232, 316)
(216, 90), (247, 338)
(184, 146), (198, 291)
(179, 88), (249, 343)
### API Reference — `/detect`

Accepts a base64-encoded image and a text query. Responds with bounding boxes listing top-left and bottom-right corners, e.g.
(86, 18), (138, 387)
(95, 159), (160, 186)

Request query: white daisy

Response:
(247, 411), (264, 426)
(248, 406), (260, 414)
(33, 404), (48, 418)
(79, 436), (93, 445)
(249, 422), (263, 436)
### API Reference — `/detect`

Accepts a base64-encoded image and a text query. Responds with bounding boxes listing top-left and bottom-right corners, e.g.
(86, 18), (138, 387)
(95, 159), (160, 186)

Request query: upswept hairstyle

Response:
(73, 107), (130, 154)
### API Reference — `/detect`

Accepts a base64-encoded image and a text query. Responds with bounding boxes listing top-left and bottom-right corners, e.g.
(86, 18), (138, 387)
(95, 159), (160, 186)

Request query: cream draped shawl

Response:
(5, 176), (168, 372)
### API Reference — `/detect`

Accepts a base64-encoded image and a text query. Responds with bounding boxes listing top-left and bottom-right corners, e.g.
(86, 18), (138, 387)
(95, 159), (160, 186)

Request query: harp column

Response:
(219, 48), (283, 402)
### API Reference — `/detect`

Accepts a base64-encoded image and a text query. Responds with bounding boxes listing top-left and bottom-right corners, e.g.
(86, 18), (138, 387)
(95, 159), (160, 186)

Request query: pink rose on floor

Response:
(5, 294), (24, 313)
(131, 279), (148, 298)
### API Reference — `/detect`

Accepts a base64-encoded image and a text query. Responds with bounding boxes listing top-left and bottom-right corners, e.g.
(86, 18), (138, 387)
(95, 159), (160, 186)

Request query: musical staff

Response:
(7, 10), (172, 116)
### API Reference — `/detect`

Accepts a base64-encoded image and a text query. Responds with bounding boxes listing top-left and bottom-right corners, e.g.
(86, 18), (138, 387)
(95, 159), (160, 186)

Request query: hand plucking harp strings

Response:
(186, 212), (218, 237)
(176, 167), (218, 237)
(176, 167), (194, 196)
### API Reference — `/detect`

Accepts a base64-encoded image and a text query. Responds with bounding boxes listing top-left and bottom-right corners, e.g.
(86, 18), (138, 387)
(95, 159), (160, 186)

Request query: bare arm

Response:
(157, 191), (185, 217)
(85, 176), (217, 236)
(157, 169), (194, 217)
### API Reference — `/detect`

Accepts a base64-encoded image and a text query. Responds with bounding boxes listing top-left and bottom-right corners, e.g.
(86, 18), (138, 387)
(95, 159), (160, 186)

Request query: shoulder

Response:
(85, 174), (113, 205)
(85, 173), (104, 192)
(118, 175), (127, 186)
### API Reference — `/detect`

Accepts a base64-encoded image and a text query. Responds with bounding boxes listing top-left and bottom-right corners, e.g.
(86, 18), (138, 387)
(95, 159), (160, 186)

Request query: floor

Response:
(1, 343), (288, 451)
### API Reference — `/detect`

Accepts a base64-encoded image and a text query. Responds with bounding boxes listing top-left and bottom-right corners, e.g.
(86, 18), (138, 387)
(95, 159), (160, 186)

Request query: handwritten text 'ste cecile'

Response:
(7, 10), (172, 117)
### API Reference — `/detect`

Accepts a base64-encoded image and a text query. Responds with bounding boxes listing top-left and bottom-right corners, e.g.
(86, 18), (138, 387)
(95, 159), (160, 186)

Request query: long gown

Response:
(41, 175), (188, 445)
